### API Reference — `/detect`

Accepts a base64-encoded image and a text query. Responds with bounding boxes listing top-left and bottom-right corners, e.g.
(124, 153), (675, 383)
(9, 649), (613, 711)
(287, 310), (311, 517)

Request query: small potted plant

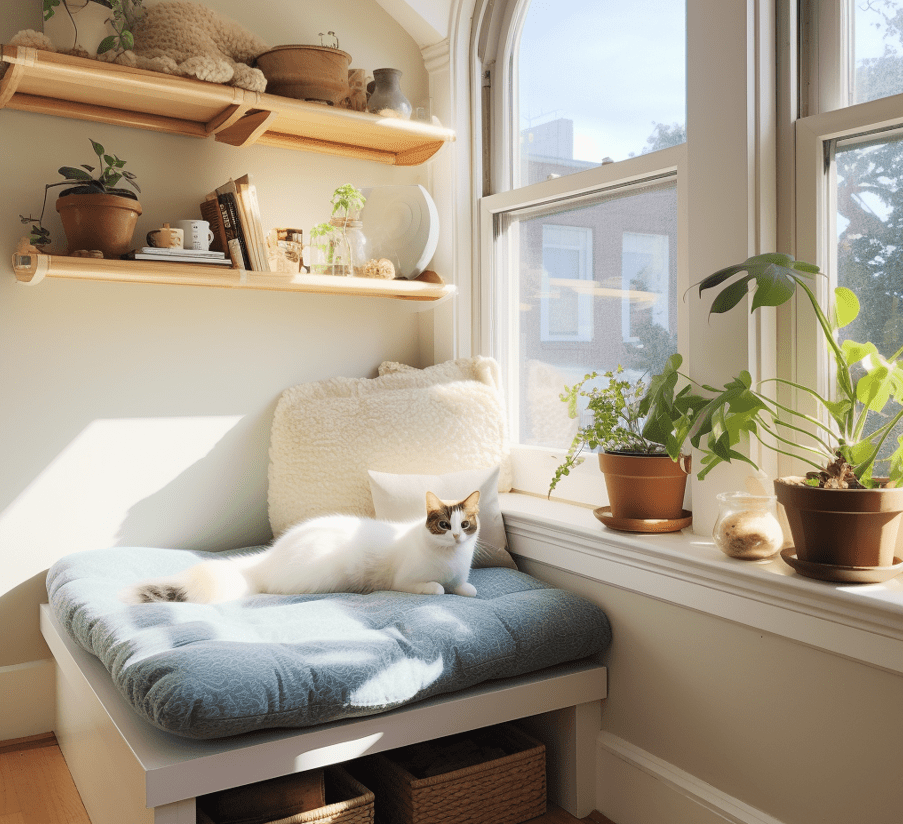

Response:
(43, 0), (144, 57)
(20, 137), (141, 258)
(691, 253), (903, 579)
(309, 184), (367, 276)
(549, 355), (705, 527)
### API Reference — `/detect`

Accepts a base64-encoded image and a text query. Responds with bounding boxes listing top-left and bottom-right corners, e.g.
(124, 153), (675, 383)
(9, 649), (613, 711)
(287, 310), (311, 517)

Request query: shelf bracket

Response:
(12, 238), (49, 285)
(0, 47), (33, 110)
(214, 109), (279, 147)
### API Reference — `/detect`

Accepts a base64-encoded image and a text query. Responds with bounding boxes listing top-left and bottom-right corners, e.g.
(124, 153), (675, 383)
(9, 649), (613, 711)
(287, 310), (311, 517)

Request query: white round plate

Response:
(360, 185), (439, 279)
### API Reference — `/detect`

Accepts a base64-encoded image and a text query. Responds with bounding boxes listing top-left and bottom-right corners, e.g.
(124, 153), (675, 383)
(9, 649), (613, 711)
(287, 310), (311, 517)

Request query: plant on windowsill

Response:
(548, 355), (705, 529)
(689, 253), (903, 580)
(19, 137), (142, 258)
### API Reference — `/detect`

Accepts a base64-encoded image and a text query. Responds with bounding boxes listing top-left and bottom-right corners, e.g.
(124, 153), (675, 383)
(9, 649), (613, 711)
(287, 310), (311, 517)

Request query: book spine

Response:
(216, 193), (251, 270)
(199, 199), (228, 255)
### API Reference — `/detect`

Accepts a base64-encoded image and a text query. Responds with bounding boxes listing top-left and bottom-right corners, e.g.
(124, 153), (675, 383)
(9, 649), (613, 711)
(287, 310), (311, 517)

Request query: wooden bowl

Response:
(256, 45), (352, 105)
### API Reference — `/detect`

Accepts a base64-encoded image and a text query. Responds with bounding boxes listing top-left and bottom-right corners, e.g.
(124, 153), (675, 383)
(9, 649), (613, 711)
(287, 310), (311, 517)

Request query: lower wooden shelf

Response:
(12, 251), (455, 303)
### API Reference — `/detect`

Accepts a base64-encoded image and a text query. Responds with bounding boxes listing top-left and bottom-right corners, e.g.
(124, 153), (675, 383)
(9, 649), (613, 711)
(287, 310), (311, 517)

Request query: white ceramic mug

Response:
(175, 220), (215, 251)
(146, 224), (183, 249)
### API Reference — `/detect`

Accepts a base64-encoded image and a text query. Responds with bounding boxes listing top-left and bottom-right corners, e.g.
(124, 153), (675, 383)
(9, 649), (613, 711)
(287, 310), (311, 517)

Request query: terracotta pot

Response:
(255, 45), (352, 105)
(774, 477), (903, 568)
(56, 193), (142, 258)
(598, 452), (690, 520)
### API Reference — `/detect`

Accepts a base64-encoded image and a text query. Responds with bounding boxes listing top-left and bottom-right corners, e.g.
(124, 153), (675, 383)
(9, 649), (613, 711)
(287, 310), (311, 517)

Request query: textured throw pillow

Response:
(368, 466), (517, 569)
(268, 357), (512, 536)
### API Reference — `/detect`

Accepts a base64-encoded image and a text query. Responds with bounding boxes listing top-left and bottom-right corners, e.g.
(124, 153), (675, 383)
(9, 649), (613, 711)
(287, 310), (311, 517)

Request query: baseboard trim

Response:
(597, 731), (785, 824)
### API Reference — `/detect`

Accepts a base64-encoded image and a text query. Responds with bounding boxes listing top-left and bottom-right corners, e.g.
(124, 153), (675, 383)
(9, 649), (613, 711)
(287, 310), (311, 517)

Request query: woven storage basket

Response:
(198, 766), (374, 824)
(358, 724), (545, 824)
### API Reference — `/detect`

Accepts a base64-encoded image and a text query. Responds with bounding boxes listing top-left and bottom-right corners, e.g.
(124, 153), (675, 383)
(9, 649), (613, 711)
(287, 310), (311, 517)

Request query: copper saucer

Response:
(593, 506), (692, 534)
(780, 548), (903, 584)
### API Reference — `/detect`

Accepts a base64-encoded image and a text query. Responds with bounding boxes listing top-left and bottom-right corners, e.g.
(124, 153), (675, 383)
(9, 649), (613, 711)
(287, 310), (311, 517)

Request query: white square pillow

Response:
(268, 357), (512, 536)
(368, 466), (516, 569)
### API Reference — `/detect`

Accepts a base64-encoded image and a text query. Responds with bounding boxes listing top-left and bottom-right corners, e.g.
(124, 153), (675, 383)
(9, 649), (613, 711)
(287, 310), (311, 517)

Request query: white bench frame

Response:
(41, 604), (607, 824)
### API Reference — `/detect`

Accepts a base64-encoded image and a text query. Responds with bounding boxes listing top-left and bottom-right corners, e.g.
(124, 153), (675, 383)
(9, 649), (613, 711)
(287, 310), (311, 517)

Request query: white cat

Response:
(120, 491), (481, 604)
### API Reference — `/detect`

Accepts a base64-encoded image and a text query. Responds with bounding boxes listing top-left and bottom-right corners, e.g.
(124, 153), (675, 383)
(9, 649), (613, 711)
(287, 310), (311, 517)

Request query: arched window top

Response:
(511, 0), (686, 186)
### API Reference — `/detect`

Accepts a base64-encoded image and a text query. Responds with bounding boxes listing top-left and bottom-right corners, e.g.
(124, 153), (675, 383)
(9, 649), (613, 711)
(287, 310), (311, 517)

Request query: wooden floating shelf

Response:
(12, 251), (456, 303)
(0, 46), (455, 165)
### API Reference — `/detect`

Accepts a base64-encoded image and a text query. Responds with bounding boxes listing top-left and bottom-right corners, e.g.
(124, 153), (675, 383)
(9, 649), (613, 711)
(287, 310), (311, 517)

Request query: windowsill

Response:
(500, 492), (903, 675)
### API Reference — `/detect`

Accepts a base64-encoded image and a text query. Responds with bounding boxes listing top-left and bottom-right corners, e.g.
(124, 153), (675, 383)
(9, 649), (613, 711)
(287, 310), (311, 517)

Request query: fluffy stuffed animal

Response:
(131, 1), (270, 92)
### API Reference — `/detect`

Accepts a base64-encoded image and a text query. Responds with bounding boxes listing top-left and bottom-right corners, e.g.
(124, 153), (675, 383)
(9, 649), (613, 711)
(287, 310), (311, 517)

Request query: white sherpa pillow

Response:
(268, 358), (512, 536)
(368, 466), (516, 569)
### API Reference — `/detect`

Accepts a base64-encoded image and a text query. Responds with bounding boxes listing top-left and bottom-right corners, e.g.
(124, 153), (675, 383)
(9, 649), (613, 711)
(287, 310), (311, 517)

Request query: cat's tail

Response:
(119, 555), (261, 605)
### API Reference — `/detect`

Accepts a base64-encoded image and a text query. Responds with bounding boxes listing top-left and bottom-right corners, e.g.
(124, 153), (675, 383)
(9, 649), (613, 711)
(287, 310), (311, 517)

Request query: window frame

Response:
(792, 2), (903, 479)
(479, 150), (687, 497)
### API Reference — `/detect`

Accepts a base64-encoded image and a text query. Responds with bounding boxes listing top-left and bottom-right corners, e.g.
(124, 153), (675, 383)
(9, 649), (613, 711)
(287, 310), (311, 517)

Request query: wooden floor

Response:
(0, 733), (617, 824)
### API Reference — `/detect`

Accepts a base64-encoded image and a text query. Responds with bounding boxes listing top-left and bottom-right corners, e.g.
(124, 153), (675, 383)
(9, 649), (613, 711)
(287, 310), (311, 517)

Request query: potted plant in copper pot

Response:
(20, 137), (141, 258)
(690, 253), (903, 581)
(549, 355), (705, 531)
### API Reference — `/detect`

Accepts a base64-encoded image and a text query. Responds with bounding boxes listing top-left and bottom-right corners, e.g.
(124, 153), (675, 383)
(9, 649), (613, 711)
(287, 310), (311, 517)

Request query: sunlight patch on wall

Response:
(0, 416), (243, 596)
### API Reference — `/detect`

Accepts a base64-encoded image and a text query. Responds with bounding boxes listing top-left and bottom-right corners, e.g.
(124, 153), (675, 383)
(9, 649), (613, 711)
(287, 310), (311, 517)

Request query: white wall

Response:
(0, 0), (439, 739)
(516, 556), (903, 824)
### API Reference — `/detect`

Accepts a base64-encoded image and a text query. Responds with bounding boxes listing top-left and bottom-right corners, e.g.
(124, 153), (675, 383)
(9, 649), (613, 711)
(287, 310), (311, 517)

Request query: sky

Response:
(518, 0), (686, 164)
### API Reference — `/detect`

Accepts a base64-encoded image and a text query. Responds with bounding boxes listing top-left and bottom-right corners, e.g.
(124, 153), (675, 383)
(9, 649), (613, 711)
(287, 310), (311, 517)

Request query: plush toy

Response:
(131, 1), (270, 92)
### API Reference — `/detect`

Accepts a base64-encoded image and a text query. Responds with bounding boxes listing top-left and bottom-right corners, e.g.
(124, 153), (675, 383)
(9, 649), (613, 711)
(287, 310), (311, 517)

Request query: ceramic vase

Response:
(255, 45), (352, 105)
(367, 68), (412, 119)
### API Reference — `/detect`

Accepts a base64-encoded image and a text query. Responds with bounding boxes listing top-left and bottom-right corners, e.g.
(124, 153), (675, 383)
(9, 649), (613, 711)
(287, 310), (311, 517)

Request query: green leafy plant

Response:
(329, 183), (366, 220)
(309, 221), (340, 272)
(43, 0), (144, 56)
(19, 138), (140, 250)
(310, 184), (367, 274)
(548, 356), (704, 495)
(689, 253), (903, 488)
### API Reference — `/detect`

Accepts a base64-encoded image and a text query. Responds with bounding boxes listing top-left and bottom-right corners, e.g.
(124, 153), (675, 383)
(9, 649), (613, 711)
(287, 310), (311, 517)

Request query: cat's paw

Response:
(417, 581), (445, 596)
(453, 582), (477, 597)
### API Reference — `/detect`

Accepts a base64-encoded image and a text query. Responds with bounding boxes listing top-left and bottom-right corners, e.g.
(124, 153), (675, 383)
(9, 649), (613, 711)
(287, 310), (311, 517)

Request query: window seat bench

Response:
(40, 602), (607, 824)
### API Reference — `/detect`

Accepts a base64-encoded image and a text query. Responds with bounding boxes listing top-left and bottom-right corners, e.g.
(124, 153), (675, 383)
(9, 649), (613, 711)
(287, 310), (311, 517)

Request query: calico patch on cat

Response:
(120, 491), (481, 604)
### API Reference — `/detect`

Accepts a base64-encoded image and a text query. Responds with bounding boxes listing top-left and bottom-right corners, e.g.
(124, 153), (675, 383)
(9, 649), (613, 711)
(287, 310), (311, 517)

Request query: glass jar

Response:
(712, 492), (784, 560)
(312, 217), (369, 276)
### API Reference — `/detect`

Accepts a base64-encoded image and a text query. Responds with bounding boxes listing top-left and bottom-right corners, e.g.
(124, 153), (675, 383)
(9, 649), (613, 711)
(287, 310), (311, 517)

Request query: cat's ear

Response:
(425, 491), (443, 513)
(461, 490), (480, 513)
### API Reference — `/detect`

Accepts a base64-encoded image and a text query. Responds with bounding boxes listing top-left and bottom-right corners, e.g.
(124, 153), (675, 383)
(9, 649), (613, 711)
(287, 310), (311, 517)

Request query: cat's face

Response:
(424, 491), (480, 546)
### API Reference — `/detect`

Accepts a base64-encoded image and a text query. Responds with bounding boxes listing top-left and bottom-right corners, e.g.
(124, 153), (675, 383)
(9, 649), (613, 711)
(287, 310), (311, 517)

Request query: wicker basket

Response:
(356, 724), (546, 824)
(198, 766), (374, 824)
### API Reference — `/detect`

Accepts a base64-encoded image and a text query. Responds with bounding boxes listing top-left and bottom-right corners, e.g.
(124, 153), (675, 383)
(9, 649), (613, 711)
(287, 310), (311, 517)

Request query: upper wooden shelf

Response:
(12, 249), (455, 304)
(0, 46), (455, 165)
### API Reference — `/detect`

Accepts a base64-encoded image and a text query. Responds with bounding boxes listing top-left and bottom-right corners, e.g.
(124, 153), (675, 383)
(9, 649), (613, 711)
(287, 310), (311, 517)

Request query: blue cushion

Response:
(46, 546), (612, 739)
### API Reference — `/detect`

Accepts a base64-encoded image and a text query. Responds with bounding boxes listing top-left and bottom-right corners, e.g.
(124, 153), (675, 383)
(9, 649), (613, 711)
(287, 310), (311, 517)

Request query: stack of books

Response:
(124, 247), (233, 266)
(200, 173), (270, 271)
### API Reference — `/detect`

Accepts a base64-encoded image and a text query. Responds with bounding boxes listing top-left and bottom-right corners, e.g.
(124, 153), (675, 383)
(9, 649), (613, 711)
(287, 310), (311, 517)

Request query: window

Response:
(795, 1), (903, 479)
(478, 0), (686, 493)
(541, 225), (594, 343)
(516, 0), (686, 182)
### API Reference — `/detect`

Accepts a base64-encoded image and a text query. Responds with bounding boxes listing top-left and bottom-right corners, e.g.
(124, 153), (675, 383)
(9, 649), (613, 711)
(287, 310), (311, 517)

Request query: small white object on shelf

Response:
(360, 185), (439, 279)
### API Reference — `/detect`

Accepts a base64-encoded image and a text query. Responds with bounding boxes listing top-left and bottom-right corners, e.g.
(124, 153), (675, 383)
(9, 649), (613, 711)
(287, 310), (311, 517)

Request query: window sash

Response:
(480, 148), (685, 497)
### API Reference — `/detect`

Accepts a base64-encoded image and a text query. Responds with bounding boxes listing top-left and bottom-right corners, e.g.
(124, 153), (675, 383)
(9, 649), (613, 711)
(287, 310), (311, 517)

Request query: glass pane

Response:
(835, 133), (903, 467)
(496, 179), (678, 447)
(854, 0), (903, 104)
(516, 0), (686, 185)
